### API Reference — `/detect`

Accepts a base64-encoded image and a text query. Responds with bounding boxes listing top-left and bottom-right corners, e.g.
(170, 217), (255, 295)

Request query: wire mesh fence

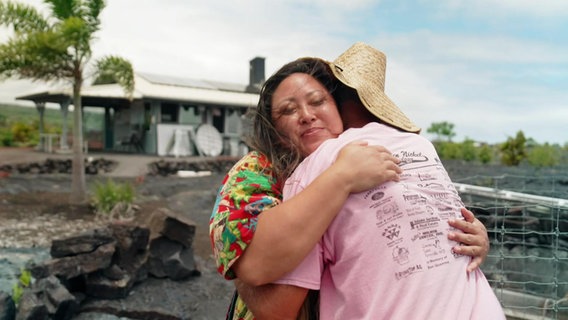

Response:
(455, 176), (568, 320)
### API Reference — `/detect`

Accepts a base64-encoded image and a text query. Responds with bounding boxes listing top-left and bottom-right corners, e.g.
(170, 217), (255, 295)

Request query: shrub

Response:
(11, 121), (37, 147)
(478, 144), (493, 164)
(12, 269), (32, 306)
(500, 131), (527, 166)
(527, 143), (560, 167)
(91, 179), (135, 216)
(460, 139), (477, 162)
(0, 127), (14, 146)
(435, 141), (461, 160)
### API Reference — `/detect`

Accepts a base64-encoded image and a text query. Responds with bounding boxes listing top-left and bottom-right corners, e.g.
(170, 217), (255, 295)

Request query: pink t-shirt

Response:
(277, 123), (505, 320)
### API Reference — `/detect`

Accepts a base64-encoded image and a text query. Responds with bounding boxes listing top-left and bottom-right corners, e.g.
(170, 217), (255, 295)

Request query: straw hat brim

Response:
(329, 43), (421, 133)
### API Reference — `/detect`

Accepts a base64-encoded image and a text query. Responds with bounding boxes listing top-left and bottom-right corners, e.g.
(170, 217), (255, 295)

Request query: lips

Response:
(301, 127), (322, 137)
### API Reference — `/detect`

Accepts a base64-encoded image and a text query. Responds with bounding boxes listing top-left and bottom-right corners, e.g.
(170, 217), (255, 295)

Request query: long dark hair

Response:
(245, 57), (337, 180)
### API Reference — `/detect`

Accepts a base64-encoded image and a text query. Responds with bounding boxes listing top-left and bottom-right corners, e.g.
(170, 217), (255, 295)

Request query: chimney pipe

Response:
(247, 57), (265, 93)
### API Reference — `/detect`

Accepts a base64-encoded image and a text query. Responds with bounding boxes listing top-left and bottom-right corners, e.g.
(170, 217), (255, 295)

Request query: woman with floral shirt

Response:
(209, 58), (489, 320)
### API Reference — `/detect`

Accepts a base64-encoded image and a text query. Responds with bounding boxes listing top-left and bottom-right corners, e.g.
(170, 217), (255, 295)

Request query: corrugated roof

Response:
(134, 74), (257, 107)
(138, 72), (248, 93)
(16, 72), (259, 108)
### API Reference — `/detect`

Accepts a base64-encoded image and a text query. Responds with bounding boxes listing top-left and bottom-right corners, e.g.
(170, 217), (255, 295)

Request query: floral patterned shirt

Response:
(209, 151), (282, 320)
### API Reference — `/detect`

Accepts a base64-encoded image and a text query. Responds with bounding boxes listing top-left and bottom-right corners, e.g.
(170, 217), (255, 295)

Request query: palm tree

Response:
(0, 0), (134, 204)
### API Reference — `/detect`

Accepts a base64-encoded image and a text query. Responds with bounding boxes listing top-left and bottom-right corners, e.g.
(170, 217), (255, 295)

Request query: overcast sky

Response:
(0, 0), (566, 145)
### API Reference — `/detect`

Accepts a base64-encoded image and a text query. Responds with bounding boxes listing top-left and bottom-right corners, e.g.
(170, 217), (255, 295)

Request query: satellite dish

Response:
(195, 124), (223, 157)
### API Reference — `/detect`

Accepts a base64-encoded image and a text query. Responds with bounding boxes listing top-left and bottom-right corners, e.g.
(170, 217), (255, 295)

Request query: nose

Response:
(298, 105), (316, 124)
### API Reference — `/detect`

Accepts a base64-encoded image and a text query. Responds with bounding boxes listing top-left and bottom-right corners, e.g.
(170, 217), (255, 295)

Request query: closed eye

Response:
(274, 102), (298, 118)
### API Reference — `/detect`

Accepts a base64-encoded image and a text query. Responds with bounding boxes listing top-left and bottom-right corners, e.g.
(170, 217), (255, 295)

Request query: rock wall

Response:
(4, 207), (203, 320)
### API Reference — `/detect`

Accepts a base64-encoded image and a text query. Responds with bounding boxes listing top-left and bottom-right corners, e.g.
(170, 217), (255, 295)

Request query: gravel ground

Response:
(0, 173), (234, 319)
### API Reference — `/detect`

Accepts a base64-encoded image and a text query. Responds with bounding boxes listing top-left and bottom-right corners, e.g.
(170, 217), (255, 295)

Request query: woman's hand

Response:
(448, 208), (490, 272)
(335, 140), (402, 194)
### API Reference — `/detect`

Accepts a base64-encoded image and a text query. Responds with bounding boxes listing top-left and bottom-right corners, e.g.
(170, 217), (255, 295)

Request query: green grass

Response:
(0, 103), (70, 126)
(0, 103), (103, 129)
(0, 103), (105, 146)
(91, 179), (135, 216)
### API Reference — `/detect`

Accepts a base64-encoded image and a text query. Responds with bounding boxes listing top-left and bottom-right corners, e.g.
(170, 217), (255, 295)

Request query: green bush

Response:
(527, 143), (560, 167)
(12, 269), (32, 306)
(91, 179), (135, 215)
(0, 127), (14, 146)
(460, 139), (477, 162)
(11, 121), (37, 146)
(435, 141), (462, 160)
(500, 131), (527, 166)
(478, 144), (493, 164)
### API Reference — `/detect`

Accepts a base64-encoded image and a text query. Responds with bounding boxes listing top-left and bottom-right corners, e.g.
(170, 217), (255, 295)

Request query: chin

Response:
(302, 145), (319, 157)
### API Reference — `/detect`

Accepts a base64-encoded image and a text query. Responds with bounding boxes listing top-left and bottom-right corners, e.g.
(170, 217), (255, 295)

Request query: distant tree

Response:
(500, 131), (527, 166)
(478, 144), (493, 164)
(460, 138), (477, 162)
(435, 141), (461, 160)
(0, 0), (134, 204)
(427, 121), (456, 142)
(561, 143), (568, 167)
(527, 143), (560, 168)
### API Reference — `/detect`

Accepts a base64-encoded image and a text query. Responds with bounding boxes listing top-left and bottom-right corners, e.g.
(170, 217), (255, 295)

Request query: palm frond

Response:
(44, 0), (79, 20)
(0, 1), (49, 33)
(86, 0), (106, 20)
(58, 16), (93, 55)
(93, 55), (135, 99)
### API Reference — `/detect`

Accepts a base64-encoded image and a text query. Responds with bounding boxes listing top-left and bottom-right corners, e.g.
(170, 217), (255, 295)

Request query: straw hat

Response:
(330, 42), (421, 133)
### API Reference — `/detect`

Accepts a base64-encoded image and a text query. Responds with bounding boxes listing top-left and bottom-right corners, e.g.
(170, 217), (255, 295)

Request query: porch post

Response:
(35, 101), (46, 150)
(59, 99), (71, 151)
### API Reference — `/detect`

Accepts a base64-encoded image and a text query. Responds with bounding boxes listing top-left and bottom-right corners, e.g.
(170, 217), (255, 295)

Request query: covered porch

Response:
(16, 72), (260, 157)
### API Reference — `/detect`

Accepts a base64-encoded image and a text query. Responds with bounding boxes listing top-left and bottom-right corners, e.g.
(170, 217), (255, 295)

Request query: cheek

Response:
(273, 117), (298, 141)
(332, 121), (344, 135)
(328, 110), (344, 134)
(273, 117), (289, 134)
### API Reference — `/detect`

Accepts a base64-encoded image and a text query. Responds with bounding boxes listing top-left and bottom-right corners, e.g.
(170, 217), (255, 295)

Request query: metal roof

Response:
(138, 72), (248, 93)
(16, 72), (259, 108)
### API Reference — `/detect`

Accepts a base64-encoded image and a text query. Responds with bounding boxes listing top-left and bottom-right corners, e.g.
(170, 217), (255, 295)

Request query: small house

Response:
(16, 57), (265, 157)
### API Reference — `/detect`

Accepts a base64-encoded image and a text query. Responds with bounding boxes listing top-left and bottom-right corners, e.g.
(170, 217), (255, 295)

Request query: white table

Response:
(38, 133), (59, 153)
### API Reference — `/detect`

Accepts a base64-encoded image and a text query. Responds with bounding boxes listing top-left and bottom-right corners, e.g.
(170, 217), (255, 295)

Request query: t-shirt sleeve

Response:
(272, 163), (323, 290)
(209, 152), (282, 280)
(274, 242), (323, 290)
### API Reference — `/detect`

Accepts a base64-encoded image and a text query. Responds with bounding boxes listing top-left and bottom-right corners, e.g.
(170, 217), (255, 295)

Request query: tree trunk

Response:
(59, 99), (71, 151)
(69, 76), (87, 204)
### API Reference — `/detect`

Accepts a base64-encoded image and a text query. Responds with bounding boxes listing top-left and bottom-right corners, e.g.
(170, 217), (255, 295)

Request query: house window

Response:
(161, 103), (178, 123)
